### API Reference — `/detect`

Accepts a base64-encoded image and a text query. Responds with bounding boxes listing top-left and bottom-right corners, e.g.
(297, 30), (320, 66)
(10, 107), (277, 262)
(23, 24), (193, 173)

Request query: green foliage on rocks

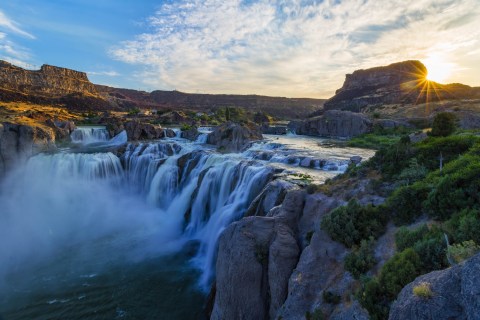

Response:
(321, 200), (388, 248)
(430, 112), (457, 137)
(345, 237), (377, 279)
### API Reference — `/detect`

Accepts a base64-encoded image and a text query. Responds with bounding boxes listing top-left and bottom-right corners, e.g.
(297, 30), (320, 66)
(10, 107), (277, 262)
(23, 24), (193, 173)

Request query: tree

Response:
(430, 112), (457, 137)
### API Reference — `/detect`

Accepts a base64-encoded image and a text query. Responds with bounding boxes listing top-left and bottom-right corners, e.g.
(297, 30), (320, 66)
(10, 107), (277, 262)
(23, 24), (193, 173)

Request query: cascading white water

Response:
(0, 131), (374, 318)
(70, 126), (110, 144)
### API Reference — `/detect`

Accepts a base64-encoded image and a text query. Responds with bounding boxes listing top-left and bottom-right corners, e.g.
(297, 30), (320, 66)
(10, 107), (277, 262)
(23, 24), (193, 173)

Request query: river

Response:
(0, 127), (374, 319)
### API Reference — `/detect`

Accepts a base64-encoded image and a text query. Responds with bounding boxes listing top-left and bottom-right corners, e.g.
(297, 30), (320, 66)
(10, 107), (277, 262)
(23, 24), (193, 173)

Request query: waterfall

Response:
(0, 133), (373, 296)
(70, 126), (110, 144)
(195, 133), (208, 144)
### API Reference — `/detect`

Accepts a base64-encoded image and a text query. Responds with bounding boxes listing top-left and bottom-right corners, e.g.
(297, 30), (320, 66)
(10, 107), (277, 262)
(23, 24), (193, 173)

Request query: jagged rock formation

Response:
(123, 120), (165, 141)
(0, 61), (98, 96)
(207, 122), (263, 152)
(288, 110), (372, 137)
(0, 122), (56, 175)
(323, 60), (480, 112)
(389, 253), (480, 320)
(0, 60), (110, 110)
(211, 190), (304, 320)
(210, 172), (386, 319)
(180, 126), (200, 141)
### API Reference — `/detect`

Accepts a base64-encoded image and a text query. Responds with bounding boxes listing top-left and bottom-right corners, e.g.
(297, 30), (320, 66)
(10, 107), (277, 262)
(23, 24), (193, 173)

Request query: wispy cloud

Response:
(0, 10), (35, 39)
(87, 70), (120, 77)
(0, 10), (34, 68)
(111, 0), (480, 98)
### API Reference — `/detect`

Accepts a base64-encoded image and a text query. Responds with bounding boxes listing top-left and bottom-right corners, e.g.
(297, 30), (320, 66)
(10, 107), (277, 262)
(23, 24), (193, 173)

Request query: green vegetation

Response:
(322, 290), (341, 304)
(127, 107), (141, 116)
(347, 126), (414, 149)
(447, 240), (480, 264)
(430, 112), (457, 137)
(321, 200), (388, 248)
(305, 309), (324, 320)
(323, 129), (480, 319)
(412, 282), (433, 298)
(344, 237), (377, 279)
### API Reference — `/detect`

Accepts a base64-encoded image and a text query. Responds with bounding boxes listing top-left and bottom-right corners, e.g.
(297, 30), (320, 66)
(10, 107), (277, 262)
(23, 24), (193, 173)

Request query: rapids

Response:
(0, 126), (374, 319)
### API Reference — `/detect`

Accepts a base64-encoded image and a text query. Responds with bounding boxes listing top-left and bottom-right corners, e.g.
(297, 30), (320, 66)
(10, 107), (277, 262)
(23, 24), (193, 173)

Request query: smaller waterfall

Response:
(195, 133), (208, 144)
(71, 126), (110, 144)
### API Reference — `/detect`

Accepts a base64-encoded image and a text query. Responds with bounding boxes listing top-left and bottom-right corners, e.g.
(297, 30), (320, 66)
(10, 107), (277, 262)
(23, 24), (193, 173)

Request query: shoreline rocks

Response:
(288, 110), (372, 137)
(0, 122), (56, 176)
(207, 122), (263, 152)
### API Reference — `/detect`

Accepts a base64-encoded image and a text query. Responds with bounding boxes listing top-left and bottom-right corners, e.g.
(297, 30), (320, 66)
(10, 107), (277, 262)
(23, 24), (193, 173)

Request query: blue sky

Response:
(1, 0), (479, 98)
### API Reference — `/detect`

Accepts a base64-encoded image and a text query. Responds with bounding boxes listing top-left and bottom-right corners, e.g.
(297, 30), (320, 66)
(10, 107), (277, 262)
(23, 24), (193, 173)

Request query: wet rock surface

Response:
(207, 122), (263, 152)
(288, 110), (372, 137)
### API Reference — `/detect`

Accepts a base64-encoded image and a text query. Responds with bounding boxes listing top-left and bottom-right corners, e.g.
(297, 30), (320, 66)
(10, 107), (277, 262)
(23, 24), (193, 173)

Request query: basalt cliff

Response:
(0, 60), (324, 119)
(323, 60), (480, 112)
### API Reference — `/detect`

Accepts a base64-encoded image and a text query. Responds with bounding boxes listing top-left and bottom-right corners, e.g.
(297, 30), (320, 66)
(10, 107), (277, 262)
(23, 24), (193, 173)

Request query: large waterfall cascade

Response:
(0, 127), (374, 319)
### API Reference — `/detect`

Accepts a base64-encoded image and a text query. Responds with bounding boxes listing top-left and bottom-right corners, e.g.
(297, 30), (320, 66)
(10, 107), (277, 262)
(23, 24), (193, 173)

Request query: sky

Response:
(0, 0), (479, 98)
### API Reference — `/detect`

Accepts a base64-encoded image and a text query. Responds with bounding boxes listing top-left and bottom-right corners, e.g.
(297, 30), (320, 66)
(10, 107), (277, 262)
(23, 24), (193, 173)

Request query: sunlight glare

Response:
(423, 55), (453, 83)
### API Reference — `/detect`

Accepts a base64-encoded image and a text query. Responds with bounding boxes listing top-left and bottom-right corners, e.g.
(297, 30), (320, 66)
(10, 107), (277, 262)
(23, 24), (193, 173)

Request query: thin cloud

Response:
(87, 70), (120, 77)
(0, 10), (35, 39)
(111, 0), (480, 98)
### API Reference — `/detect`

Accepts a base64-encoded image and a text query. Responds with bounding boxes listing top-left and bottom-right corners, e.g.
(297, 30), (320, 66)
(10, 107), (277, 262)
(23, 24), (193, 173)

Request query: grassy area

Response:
(347, 133), (402, 149)
(0, 102), (81, 130)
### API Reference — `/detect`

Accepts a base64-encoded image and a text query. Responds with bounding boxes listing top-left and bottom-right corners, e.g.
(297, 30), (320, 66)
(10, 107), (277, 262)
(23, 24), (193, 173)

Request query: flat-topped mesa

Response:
(0, 60), (99, 97)
(324, 60), (428, 112)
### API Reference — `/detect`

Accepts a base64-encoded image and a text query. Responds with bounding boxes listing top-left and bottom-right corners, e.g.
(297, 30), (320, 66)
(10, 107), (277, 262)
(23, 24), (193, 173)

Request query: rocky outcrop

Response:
(0, 61), (98, 96)
(261, 124), (287, 135)
(124, 120), (165, 141)
(288, 110), (372, 137)
(211, 190), (305, 320)
(0, 122), (56, 176)
(0, 60), (110, 110)
(389, 253), (480, 320)
(207, 122), (263, 152)
(323, 60), (427, 112)
(180, 126), (200, 141)
(323, 60), (480, 112)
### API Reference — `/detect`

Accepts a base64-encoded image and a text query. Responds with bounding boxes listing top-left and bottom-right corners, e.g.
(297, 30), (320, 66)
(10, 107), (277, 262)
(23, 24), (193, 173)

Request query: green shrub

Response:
(321, 200), (388, 248)
(305, 309), (324, 320)
(413, 282), (433, 298)
(447, 240), (480, 263)
(446, 209), (480, 244)
(413, 233), (447, 273)
(424, 156), (480, 220)
(379, 248), (421, 299)
(395, 224), (429, 251)
(387, 181), (430, 225)
(322, 290), (341, 304)
(398, 158), (427, 185)
(358, 278), (390, 320)
(430, 112), (457, 137)
(345, 238), (377, 279)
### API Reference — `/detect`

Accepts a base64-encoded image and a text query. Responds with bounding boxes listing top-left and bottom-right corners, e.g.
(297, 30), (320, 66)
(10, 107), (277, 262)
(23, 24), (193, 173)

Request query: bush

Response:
(321, 200), (388, 248)
(398, 158), (427, 185)
(447, 209), (480, 244)
(345, 238), (377, 279)
(379, 248), (421, 299)
(425, 158), (480, 220)
(395, 224), (429, 251)
(358, 278), (390, 320)
(387, 181), (430, 225)
(430, 112), (457, 137)
(322, 290), (341, 304)
(447, 240), (480, 264)
(413, 282), (433, 298)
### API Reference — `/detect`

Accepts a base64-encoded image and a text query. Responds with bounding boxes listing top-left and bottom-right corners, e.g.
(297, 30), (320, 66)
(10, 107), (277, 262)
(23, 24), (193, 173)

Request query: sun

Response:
(423, 55), (453, 83)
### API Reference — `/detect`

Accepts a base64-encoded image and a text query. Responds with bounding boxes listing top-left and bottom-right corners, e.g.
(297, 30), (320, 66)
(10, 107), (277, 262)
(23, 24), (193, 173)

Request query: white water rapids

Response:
(0, 126), (374, 318)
